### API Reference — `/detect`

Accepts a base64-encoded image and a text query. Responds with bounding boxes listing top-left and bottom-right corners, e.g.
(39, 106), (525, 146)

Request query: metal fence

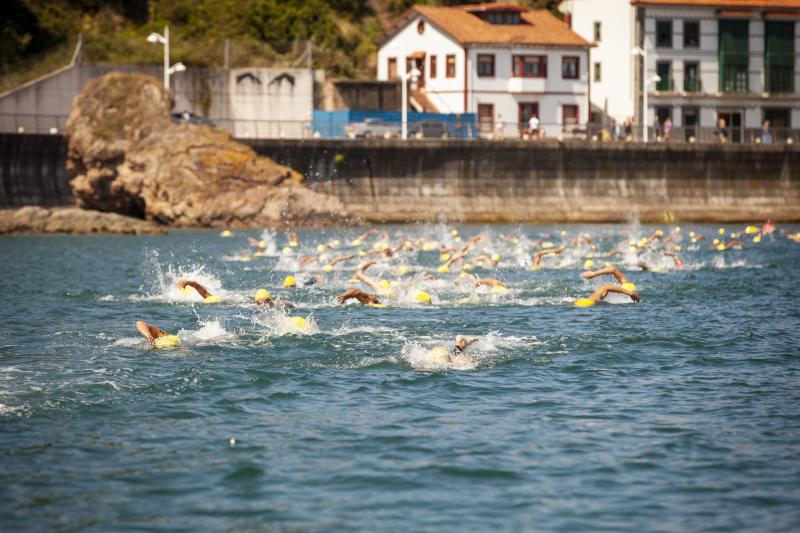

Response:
(1, 113), (798, 145)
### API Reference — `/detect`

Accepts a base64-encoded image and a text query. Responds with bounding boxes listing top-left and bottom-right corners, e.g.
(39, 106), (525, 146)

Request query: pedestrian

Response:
(715, 118), (729, 143)
(761, 120), (772, 144)
(663, 117), (672, 142)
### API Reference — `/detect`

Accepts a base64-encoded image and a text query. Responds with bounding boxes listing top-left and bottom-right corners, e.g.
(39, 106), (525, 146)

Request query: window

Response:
(593, 62), (601, 82)
(417, 20), (425, 34)
(765, 21), (794, 93)
(684, 62), (700, 92)
(484, 11), (522, 24)
(684, 21), (699, 48)
(656, 61), (671, 91)
(429, 55), (437, 79)
(512, 55), (547, 78)
(562, 56), (579, 79)
(477, 54), (495, 77)
(719, 20), (749, 93)
(656, 20), (672, 48)
(477, 103), (494, 132)
(388, 58), (397, 80)
(562, 105), (579, 127)
(593, 21), (601, 42)
(446, 54), (456, 78)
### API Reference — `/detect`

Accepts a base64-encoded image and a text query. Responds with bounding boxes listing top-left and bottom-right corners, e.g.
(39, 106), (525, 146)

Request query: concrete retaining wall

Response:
(1, 132), (798, 221)
(248, 139), (800, 222)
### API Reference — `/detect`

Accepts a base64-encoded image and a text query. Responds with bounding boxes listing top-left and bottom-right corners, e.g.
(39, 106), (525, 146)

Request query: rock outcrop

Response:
(64, 72), (349, 227)
(0, 206), (166, 235)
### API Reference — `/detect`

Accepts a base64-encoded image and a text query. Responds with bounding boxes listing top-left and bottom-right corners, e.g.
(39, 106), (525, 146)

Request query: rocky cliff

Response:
(64, 72), (349, 227)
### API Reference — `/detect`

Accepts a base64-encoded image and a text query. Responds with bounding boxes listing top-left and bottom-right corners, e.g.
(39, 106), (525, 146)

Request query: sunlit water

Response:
(1, 224), (799, 531)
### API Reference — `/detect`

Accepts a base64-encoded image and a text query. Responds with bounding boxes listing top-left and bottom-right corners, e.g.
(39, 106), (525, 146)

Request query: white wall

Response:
(377, 13), (465, 112)
(564, 0), (635, 122)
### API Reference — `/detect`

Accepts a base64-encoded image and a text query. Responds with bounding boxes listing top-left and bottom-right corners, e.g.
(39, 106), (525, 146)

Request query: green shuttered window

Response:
(765, 21), (794, 93)
(719, 20), (748, 93)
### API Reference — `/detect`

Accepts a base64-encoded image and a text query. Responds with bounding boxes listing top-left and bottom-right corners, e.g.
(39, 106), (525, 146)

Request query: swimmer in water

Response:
(575, 284), (640, 307)
(254, 289), (295, 309)
(581, 265), (633, 284)
(336, 289), (382, 305)
(176, 280), (221, 303)
(532, 247), (565, 268)
(354, 260), (394, 296)
(135, 320), (179, 347)
(426, 335), (480, 367)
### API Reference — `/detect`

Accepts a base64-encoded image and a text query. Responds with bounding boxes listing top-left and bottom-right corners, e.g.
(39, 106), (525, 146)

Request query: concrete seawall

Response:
(248, 139), (800, 223)
(1, 133), (798, 222)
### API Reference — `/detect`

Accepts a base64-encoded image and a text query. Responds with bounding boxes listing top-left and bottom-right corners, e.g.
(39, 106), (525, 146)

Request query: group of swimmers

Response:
(136, 221), (785, 365)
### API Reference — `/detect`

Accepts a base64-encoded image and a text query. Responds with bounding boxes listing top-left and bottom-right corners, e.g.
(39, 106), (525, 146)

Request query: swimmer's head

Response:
(415, 290), (432, 304)
(322, 264), (334, 272)
(254, 288), (270, 302)
(281, 246), (292, 255)
(203, 295), (222, 304)
(153, 334), (181, 348)
(574, 298), (596, 307)
(379, 279), (390, 289)
(584, 259), (594, 269)
(491, 254), (500, 262)
(220, 230), (232, 237)
(620, 282), (636, 292)
(291, 316), (306, 329)
(396, 265), (410, 276)
(283, 275), (296, 287)
(428, 346), (450, 363)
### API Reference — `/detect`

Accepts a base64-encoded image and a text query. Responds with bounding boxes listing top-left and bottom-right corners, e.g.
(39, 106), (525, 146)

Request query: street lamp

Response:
(147, 27), (184, 90)
(401, 67), (421, 140)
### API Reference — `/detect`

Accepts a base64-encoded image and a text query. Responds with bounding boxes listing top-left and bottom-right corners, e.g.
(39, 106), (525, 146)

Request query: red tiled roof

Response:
(631, 0), (800, 8)
(381, 3), (591, 48)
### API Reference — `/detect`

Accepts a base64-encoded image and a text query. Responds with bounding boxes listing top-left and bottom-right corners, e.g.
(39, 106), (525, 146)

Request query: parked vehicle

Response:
(409, 121), (449, 139)
(344, 118), (401, 139)
(171, 111), (215, 126)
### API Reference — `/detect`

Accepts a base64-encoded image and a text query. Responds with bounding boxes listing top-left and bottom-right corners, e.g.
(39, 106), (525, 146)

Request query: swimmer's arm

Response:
(328, 254), (355, 266)
(475, 277), (506, 288)
(355, 271), (383, 294)
(591, 284), (640, 303)
(336, 289), (380, 305)
(356, 259), (379, 276)
(274, 299), (296, 309)
(664, 253), (684, 268)
(285, 230), (299, 243)
(581, 266), (628, 284)
(175, 280), (211, 299)
(136, 321), (167, 343)
(247, 237), (260, 246)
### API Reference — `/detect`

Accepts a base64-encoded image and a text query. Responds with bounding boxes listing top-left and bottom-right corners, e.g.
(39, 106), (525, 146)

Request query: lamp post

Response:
(401, 67), (421, 140)
(147, 27), (185, 90)
(631, 45), (648, 141)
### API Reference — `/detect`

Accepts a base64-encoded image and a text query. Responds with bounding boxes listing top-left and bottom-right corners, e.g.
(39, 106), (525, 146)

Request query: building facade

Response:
(377, 3), (591, 137)
(563, 0), (800, 141)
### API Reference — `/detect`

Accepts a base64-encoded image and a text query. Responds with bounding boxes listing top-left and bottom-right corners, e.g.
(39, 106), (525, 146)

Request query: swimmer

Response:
(714, 240), (744, 251)
(247, 237), (267, 251)
(354, 260), (394, 296)
(285, 230), (300, 246)
(473, 254), (499, 268)
(254, 289), (295, 309)
(762, 219), (775, 236)
(135, 320), (179, 347)
(475, 277), (507, 290)
(336, 289), (382, 305)
(663, 252), (684, 269)
(426, 335), (480, 367)
(575, 284), (640, 307)
(532, 247), (565, 268)
(176, 280), (221, 303)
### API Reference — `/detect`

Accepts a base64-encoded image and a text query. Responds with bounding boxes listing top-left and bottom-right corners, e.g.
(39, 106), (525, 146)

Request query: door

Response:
(718, 110), (742, 142)
(415, 57), (425, 88)
(477, 103), (494, 133)
(518, 102), (539, 137)
(682, 107), (699, 141)
(764, 108), (789, 142)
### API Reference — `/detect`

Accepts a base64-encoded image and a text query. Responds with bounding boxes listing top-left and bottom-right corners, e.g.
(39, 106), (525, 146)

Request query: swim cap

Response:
(454, 237), (462, 243)
(254, 288), (270, 302)
(331, 240), (341, 248)
(712, 239), (720, 245)
(291, 316), (306, 329)
(440, 253), (450, 261)
(422, 244), (433, 251)
(289, 241), (299, 247)
(323, 264), (334, 272)
(428, 346), (450, 363)
(390, 280), (399, 287)
(451, 229), (458, 236)
(491, 254), (500, 262)
(358, 250), (366, 257)
(491, 286), (509, 294)
(689, 231), (695, 237)
(379, 279), (390, 289)
(283, 275), (296, 287)
(415, 291), (432, 304)
(396, 265), (410, 276)
(239, 256), (252, 262)
(257, 240), (266, 249)
(179, 285), (193, 295)
(716, 244), (726, 251)
(461, 263), (473, 271)
(745, 226), (758, 234)
(437, 264), (449, 273)
(621, 282), (636, 292)
(281, 246), (292, 254)
(316, 244), (326, 252)
(560, 230), (567, 237)
(574, 298), (596, 307)
(220, 230), (232, 237)
(656, 229), (664, 236)
(542, 242), (554, 249)
(719, 228), (725, 235)
(368, 303), (387, 308)
(254, 252), (264, 257)
(351, 238), (362, 246)
(203, 295), (222, 304)
(584, 259), (594, 269)
(154, 335), (181, 348)
(753, 235), (762, 243)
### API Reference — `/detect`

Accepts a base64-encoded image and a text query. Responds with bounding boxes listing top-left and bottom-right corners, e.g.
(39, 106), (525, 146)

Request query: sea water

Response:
(1, 224), (799, 531)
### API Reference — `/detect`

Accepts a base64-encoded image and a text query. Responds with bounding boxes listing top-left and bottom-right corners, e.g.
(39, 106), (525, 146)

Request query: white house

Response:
(377, 3), (592, 137)
(562, 0), (800, 142)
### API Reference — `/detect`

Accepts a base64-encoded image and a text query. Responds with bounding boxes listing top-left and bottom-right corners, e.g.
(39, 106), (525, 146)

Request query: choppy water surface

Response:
(1, 223), (799, 531)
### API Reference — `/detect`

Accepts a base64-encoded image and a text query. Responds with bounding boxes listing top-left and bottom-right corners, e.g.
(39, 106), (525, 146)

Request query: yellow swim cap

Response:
(717, 244), (726, 251)
(440, 253), (450, 261)
(428, 346), (450, 363)
(719, 228), (725, 235)
(351, 238), (362, 246)
(331, 239), (341, 247)
(689, 231), (695, 237)
(316, 244), (326, 252)
(281, 246), (292, 254)
(451, 229), (458, 236)
(390, 280), (399, 287)
(745, 226), (758, 234)
(422, 244), (433, 251)
(396, 265), (410, 276)
(454, 237), (462, 242)
(542, 242), (554, 249)
(154, 335), (181, 348)
(203, 295), (222, 304)
(220, 230), (232, 237)
(461, 263), (473, 271)
(712, 239), (720, 245)
(368, 303), (387, 309)
(574, 298), (596, 307)
(291, 316), (306, 329)
(690, 237), (697, 244)
(379, 279), (390, 289)
(437, 264), (449, 273)
(289, 240), (299, 247)
(584, 259), (594, 269)
(753, 235), (762, 243)
(491, 254), (500, 262)
(491, 286), (509, 294)
(359, 250), (366, 257)
(254, 252), (264, 257)
(415, 291), (432, 304)
(254, 288), (270, 302)
(283, 275), (296, 287)
(621, 282), (636, 292)
(179, 285), (193, 295)
(258, 240), (266, 248)
(323, 264), (334, 272)
(560, 230), (567, 237)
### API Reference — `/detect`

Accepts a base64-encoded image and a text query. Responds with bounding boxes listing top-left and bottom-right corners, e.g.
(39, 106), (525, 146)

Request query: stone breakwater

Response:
(248, 139), (800, 223)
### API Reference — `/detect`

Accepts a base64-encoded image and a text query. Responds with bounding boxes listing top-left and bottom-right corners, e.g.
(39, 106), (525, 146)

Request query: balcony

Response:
(507, 77), (546, 93)
(683, 78), (702, 93)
